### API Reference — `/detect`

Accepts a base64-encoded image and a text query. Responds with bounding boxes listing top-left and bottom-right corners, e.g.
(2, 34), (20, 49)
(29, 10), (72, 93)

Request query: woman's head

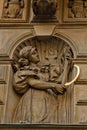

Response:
(19, 46), (39, 64)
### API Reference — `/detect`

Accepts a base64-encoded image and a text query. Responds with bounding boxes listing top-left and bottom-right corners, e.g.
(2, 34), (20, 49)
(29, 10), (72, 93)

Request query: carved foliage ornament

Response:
(3, 0), (24, 18)
(12, 37), (80, 123)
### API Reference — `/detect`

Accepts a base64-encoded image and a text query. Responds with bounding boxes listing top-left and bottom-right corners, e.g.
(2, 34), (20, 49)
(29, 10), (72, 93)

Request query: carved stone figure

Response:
(32, 0), (57, 21)
(11, 40), (75, 123)
(3, 0), (24, 18)
(68, 0), (84, 18)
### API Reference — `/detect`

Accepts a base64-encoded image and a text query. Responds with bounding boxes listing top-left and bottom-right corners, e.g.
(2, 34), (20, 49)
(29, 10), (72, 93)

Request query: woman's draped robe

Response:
(13, 67), (59, 123)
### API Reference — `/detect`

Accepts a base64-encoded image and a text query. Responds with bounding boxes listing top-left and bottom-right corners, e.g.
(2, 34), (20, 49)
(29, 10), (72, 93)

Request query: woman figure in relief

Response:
(13, 45), (65, 123)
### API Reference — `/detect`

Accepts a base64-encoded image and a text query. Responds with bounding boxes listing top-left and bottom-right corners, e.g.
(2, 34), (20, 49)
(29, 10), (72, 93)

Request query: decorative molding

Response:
(0, 55), (12, 64)
(72, 59), (87, 64)
(77, 100), (87, 105)
(75, 80), (87, 85)
(0, 84), (5, 105)
(0, 23), (87, 29)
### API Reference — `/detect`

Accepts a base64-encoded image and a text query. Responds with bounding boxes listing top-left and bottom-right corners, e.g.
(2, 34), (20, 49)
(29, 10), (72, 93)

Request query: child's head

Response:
(40, 65), (49, 73)
(18, 58), (29, 67)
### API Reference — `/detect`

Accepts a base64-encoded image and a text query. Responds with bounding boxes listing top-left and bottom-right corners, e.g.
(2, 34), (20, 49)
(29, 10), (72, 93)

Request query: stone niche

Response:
(3, 36), (75, 125)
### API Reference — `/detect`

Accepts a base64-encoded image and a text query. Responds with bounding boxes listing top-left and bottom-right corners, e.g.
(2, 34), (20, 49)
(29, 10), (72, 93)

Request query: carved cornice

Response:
(0, 23), (87, 29)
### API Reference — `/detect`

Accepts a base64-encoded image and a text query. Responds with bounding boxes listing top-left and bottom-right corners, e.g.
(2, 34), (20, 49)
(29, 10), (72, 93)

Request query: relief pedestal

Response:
(0, 124), (87, 130)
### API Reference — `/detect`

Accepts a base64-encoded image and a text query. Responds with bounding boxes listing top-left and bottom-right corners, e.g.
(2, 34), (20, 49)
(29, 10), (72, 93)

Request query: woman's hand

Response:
(53, 83), (66, 94)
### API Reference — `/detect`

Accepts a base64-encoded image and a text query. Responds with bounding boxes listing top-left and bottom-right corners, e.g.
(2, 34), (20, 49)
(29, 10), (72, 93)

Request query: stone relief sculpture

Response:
(3, 0), (24, 18)
(68, 0), (87, 18)
(12, 37), (80, 123)
(32, 0), (57, 21)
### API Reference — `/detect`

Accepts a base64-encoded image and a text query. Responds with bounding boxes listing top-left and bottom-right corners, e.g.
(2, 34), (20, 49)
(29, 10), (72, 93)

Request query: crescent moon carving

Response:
(65, 64), (80, 87)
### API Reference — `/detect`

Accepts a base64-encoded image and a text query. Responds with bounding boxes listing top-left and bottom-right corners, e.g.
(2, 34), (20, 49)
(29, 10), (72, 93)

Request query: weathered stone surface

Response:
(0, 0), (87, 129)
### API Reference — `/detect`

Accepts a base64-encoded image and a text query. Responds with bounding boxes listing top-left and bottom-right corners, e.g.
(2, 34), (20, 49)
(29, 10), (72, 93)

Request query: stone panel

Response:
(73, 63), (87, 83)
(63, 0), (87, 23)
(74, 85), (87, 124)
(74, 85), (87, 103)
(0, 84), (5, 104)
(0, 0), (29, 23)
(0, 84), (6, 123)
(0, 65), (8, 84)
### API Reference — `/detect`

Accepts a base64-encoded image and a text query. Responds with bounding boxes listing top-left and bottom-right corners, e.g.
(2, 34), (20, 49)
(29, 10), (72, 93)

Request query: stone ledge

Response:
(0, 124), (87, 130)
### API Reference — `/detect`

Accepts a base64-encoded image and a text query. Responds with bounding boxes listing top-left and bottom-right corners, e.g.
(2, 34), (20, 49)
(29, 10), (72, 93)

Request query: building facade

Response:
(0, 0), (87, 129)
